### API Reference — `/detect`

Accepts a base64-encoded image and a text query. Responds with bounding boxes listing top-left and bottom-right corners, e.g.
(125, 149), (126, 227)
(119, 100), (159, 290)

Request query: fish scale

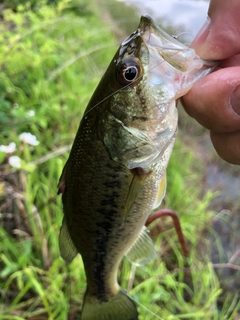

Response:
(58, 15), (216, 320)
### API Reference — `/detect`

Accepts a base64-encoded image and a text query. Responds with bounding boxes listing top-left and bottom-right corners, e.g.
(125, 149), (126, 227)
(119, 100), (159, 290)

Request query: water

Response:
(117, 0), (210, 42)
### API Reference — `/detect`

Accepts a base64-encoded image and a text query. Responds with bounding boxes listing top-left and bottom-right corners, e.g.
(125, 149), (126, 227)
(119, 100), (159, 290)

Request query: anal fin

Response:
(125, 226), (156, 266)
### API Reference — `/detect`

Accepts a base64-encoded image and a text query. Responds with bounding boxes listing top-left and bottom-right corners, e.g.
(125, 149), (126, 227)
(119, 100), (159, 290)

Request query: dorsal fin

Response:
(59, 218), (78, 263)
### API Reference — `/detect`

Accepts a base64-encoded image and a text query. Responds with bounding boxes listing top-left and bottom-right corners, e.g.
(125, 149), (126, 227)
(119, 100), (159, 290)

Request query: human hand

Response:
(181, 0), (240, 165)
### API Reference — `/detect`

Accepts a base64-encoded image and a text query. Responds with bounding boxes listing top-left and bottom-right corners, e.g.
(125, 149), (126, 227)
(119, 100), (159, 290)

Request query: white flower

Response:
(27, 110), (35, 117)
(0, 142), (16, 153)
(19, 132), (39, 146)
(9, 155), (21, 168)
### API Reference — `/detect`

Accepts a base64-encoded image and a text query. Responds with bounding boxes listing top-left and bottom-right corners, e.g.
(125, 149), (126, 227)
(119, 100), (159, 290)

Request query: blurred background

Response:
(0, 0), (239, 319)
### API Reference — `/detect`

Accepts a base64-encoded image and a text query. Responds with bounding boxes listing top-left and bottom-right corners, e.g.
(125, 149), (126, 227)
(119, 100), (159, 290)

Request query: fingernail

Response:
(230, 85), (240, 116)
(191, 17), (211, 48)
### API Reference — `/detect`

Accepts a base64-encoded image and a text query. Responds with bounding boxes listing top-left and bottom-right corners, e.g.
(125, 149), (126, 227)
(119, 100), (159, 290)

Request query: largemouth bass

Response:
(58, 15), (216, 320)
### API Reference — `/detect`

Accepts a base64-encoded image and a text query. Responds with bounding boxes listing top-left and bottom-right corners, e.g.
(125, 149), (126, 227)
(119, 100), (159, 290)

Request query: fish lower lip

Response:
(138, 15), (167, 56)
(139, 15), (153, 32)
(139, 14), (184, 52)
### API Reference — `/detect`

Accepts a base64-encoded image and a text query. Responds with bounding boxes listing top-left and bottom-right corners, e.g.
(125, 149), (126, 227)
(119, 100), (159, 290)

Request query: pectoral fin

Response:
(59, 217), (78, 263)
(152, 171), (167, 209)
(124, 168), (152, 220)
(125, 226), (156, 266)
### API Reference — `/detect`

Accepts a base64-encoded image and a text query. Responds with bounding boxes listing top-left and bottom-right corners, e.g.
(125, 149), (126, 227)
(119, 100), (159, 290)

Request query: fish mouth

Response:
(138, 15), (183, 50)
(137, 15), (179, 89)
(138, 14), (192, 78)
(138, 15), (216, 74)
(138, 15), (216, 90)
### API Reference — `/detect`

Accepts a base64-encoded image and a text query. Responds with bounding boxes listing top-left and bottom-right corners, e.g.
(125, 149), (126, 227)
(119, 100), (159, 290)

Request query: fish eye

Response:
(116, 60), (141, 86)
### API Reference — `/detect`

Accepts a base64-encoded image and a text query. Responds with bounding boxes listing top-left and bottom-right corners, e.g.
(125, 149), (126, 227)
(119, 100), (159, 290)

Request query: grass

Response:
(0, 0), (239, 319)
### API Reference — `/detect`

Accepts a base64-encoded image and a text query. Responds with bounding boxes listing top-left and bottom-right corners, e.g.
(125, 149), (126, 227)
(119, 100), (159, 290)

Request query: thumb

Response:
(182, 67), (240, 132)
(191, 0), (240, 60)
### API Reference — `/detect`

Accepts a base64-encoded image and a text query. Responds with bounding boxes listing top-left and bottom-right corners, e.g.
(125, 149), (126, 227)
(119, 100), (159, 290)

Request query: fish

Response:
(58, 15), (216, 320)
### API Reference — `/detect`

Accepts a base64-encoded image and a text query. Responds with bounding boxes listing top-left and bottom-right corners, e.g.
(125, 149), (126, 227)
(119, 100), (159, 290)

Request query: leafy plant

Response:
(0, 0), (116, 318)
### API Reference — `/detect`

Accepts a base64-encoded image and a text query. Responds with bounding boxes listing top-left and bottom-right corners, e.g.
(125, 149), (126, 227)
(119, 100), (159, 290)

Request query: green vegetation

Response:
(0, 1), (117, 319)
(0, 1), (239, 319)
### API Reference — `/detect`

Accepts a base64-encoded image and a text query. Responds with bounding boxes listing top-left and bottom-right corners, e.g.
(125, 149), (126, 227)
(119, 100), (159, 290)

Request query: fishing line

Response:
(83, 82), (133, 118)
(172, 31), (192, 44)
(131, 297), (165, 320)
(172, 32), (190, 39)
(83, 47), (182, 118)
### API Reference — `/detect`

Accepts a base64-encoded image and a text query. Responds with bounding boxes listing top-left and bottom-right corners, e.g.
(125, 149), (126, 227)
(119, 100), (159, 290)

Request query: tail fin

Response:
(81, 289), (139, 320)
